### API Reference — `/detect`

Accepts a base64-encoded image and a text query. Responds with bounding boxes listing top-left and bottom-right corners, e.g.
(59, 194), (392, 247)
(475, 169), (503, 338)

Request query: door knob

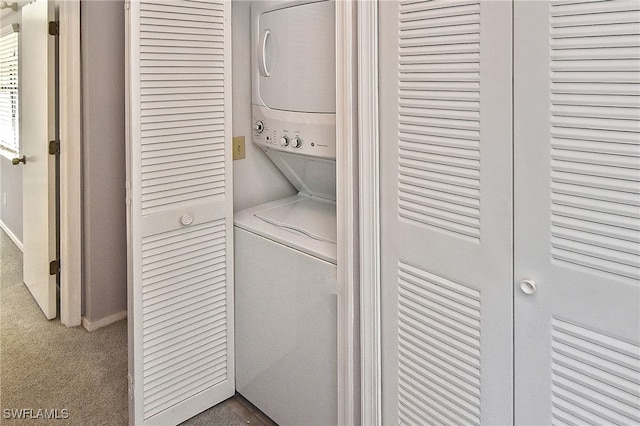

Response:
(180, 213), (194, 226)
(520, 279), (537, 295)
(11, 155), (25, 165)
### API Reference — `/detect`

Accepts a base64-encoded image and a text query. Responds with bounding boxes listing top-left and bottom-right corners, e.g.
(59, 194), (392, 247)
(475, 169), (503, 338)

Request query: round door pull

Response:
(180, 214), (194, 226)
(520, 279), (537, 295)
(11, 156), (26, 165)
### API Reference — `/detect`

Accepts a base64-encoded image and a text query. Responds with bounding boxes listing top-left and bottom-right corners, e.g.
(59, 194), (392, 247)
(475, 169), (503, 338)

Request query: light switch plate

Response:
(233, 136), (246, 160)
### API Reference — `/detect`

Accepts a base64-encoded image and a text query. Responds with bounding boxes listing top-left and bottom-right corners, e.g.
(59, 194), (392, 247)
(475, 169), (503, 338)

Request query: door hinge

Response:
(49, 140), (60, 155)
(128, 374), (134, 398)
(48, 21), (59, 36)
(125, 181), (131, 206)
(49, 259), (60, 276)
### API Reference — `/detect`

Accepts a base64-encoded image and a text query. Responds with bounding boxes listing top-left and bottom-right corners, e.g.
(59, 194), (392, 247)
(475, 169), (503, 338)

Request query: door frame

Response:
(58, 0), (81, 327)
(336, 1), (360, 424)
(357, 0), (381, 424)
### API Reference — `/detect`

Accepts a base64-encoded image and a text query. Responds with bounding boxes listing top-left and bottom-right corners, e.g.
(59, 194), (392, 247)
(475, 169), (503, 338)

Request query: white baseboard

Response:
(82, 310), (127, 332)
(0, 220), (23, 252)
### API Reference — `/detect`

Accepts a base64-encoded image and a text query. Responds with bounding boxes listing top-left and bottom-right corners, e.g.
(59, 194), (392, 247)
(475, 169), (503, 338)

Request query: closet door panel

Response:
(126, 1), (234, 424)
(514, 1), (640, 424)
(379, 1), (513, 424)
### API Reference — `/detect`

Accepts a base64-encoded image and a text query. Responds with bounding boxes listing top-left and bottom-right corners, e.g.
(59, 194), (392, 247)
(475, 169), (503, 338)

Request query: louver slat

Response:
(398, 261), (482, 426)
(549, 1), (640, 283)
(141, 220), (228, 420)
(139, 0), (226, 216)
(551, 317), (640, 425)
(398, 0), (482, 243)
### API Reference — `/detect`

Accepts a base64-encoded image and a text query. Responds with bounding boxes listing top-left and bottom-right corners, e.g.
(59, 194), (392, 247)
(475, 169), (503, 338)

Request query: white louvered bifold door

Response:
(514, 1), (640, 424)
(379, 1), (513, 424)
(126, 1), (234, 424)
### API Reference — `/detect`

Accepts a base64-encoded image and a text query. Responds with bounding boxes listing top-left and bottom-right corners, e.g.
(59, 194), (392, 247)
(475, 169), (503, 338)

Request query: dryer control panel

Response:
(252, 105), (336, 160)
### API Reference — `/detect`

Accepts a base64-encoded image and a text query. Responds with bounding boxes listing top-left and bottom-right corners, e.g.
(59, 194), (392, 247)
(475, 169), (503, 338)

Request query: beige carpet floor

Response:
(0, 230), (274, 426)
(1, 229), (129, 425)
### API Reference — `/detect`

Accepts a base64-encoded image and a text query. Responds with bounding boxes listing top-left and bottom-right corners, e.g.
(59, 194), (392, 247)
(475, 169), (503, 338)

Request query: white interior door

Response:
(21, 0), (56, 320)
(126, 0), (234, 424)
(379, 1), (513, 424)
(514, 1), (640, 424)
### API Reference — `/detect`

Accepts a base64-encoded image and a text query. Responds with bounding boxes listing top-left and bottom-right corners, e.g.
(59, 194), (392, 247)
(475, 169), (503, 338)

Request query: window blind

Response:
(0, 24), (19, 157)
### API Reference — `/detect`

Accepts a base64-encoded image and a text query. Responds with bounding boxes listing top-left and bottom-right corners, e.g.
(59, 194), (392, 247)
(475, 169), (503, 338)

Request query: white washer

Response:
(235, 1), (337, 424)
(234, 193), (336, 264)
(234, 193), (337, 426)
(234, 153), (337, 426)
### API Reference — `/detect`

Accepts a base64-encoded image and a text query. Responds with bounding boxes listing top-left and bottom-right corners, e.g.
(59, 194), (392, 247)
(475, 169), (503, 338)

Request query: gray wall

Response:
(81, 0), (127, 322)
(0, 157), (23, 242)
(0, 8), (23, 243)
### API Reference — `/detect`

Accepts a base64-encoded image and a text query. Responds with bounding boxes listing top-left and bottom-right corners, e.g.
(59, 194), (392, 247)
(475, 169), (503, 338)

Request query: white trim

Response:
(336, 0), (359, 425)
(81, 310), (127, 332)
(124, 0), (135, 423)
(358, 1), (381, 425)
(58, 0), (82, 328)
(0, 219), (23, 252)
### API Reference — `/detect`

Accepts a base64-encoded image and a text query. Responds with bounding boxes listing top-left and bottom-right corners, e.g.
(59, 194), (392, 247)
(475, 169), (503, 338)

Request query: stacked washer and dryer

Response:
(234, 1), (338, 425)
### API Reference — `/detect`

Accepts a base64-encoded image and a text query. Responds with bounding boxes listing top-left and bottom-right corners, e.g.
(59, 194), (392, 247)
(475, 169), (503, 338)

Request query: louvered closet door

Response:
(514, 1), (640, 424)
(379, 1), (513, 424)
(126, 1), (234, 424)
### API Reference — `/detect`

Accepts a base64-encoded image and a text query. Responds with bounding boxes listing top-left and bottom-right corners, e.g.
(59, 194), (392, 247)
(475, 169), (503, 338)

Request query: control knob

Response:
(254, 121), (265, 133)
(280, 136), (289, 147)
(291, 137), (302, 148)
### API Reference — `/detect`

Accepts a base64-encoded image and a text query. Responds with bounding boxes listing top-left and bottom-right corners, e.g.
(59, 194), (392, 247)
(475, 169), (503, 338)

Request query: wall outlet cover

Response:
(233, 136), (246, 160)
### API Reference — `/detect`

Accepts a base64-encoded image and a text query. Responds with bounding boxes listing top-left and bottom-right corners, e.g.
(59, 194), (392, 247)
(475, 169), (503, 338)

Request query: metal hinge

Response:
(48, 21), (59, 36)
(49, 259), (60, 276)
(49, 140), (60, 155)
(125, 181), (131, 206)
(128, 374), (134, 398)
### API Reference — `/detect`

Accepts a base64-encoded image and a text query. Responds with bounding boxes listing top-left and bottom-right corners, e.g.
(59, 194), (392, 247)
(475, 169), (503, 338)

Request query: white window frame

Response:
(0, 23), (19, 159)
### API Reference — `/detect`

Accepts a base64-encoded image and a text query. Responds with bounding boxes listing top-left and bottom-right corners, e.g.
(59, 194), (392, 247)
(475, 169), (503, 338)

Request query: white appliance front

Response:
(252, 0), (336, 161)
(252, 0), (335, 114)
(234, 227), (338, 426)
(235, 1), (338, 425)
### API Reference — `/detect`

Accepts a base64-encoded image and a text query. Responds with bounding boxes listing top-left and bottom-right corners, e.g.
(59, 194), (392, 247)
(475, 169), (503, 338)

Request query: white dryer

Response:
(234, 1), (337, 425)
